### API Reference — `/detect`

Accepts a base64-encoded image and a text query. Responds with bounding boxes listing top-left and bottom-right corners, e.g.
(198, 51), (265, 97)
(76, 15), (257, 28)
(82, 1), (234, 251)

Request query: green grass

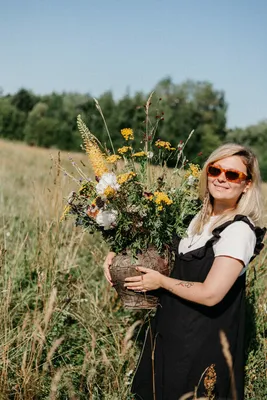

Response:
(0, 139), (266, 399)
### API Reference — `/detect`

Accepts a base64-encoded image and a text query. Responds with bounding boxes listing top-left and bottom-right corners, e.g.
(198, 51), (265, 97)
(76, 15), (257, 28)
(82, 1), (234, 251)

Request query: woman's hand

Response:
(103, 251), (116, 285)
(124, 266), (163, 292)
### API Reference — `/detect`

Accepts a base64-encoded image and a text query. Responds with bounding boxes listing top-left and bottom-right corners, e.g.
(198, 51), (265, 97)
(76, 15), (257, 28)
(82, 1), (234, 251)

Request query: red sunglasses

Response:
(207, 164), (248, 182)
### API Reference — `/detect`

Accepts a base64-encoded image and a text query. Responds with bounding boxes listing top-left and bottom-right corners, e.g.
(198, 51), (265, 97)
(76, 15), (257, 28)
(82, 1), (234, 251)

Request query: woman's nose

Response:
(217, 172), (227, 182)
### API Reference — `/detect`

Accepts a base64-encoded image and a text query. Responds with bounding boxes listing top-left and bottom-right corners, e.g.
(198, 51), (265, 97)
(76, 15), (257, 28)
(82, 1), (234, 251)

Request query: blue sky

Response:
(1, 0), (267, 128)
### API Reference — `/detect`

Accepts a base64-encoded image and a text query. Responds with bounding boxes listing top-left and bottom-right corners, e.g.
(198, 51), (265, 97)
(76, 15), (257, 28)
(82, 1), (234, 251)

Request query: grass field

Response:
(0, 139), (266, 399)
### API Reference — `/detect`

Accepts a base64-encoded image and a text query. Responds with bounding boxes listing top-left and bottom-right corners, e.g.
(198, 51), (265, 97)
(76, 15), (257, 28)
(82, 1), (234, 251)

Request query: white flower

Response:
(96, 210), (118, 230)
(96, 172), (120, 195)
(187, 175), (196, 186)
(124, 369), (134, 385)
(147, 151), (154, 159)
(126, 369), (133, 377)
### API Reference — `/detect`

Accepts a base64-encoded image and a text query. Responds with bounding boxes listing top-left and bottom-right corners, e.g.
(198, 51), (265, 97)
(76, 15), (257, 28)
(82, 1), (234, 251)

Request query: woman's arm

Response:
(124, 256), (244, 306)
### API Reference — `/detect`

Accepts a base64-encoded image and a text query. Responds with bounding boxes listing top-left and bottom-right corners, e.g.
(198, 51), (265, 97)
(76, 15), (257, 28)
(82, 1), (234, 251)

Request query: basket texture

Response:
(109, 247), (171, 309)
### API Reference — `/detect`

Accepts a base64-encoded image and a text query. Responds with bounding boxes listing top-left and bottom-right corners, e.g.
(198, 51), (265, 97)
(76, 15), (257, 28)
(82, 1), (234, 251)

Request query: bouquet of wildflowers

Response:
(60, 95), (201, 257)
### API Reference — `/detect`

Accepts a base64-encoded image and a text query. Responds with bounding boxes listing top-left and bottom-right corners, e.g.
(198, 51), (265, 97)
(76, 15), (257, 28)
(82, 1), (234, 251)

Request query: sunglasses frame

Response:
(207, 164), (248, 182)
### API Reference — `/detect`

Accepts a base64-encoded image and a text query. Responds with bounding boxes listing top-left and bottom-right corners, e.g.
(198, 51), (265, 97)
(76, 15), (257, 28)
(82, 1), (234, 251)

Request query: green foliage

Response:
(226, 120), (267, 180)
(2, 80), (267, 181)
(0, 98), (26, 140)
(154, 78), (228, 161)
(0, 79), (228, 164)
(11, 88), (38, 113)
(24, 102), (60, 147)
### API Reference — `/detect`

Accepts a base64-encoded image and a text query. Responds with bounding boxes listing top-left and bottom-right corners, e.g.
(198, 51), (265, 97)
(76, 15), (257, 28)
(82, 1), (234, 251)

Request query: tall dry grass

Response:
(0, 139), (266, 399)
(0, 140), (142, 399)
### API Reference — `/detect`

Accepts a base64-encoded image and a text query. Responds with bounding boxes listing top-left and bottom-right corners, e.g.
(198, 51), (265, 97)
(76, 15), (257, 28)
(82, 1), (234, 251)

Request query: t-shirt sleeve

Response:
(213, 221), (256, 266)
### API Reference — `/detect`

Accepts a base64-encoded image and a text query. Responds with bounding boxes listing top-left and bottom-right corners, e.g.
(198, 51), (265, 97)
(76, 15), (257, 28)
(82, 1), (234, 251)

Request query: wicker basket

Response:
(109, 247), (171, 309)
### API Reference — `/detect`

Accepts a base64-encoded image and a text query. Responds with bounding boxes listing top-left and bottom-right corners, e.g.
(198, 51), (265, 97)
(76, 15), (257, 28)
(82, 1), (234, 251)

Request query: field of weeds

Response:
(0, 139), (266, 399)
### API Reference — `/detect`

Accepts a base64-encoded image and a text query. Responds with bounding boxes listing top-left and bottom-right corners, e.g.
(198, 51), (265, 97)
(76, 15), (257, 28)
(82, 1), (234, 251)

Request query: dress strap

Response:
(251, 226), (266, 260)
(172, 215), (266, 261)
(210, 214), (266, 262)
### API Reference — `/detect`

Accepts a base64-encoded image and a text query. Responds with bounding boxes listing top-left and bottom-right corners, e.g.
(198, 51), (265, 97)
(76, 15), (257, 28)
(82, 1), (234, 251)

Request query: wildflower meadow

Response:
(0, 139), (266, 399)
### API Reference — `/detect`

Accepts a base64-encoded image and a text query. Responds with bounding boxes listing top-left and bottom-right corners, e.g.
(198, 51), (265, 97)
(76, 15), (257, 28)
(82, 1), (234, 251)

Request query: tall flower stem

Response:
(94, 98), (116, 155)
(144, 92), (154, 187)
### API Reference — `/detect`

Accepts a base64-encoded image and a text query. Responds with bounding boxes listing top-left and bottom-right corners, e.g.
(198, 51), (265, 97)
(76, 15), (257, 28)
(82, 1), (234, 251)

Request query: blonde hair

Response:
(192, 143), (263, 235)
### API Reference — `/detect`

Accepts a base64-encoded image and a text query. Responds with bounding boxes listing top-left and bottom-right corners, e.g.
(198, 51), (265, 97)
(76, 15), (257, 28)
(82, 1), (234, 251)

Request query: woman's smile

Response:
(213, 183), (229, 190)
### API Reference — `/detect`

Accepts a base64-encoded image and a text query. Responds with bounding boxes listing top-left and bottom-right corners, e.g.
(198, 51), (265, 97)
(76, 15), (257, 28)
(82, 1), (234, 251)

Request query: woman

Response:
(104, 144), (266, 400)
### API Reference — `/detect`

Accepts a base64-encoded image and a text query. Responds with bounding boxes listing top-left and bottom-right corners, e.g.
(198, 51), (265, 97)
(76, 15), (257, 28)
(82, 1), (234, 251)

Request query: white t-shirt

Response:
(178, 216), (256, 275)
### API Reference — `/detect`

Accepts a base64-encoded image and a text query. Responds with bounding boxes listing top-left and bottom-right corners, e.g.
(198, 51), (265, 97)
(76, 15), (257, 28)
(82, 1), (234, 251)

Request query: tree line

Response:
(0, 77), (266, 179)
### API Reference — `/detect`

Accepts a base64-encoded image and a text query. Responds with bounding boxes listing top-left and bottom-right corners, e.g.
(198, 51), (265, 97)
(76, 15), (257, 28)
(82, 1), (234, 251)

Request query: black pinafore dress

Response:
(131, 215), (265, 400)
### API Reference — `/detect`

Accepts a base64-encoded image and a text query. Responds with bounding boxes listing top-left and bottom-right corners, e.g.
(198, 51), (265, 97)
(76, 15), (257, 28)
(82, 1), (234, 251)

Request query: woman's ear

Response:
(243, 180), (252, 194)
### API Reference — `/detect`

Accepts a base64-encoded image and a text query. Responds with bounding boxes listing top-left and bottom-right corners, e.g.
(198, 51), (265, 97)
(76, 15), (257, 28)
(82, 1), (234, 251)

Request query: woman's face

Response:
(207, 155), (251, 205)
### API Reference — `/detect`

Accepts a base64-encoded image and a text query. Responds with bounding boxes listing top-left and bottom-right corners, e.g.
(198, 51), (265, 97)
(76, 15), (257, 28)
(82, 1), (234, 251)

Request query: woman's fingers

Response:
(125, 273), (146, 290)
(104, 270), (113, 285)
(124, 275), (143, 282)
(108, 252), (116, 262)
(126, 286), (147, 292)
(106, 252), (116, 265)
(135, 266), (151, 273)
(103, 251), (116, 285)
(104, 268), (113, 285)
(125, 281), (142, 287)
(124, 280), (147, 292)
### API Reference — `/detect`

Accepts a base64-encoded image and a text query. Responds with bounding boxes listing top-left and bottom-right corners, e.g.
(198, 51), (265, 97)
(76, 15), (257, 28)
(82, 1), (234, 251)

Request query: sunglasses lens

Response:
(225, 171), (240, 181)
(208, 166), (221, 177)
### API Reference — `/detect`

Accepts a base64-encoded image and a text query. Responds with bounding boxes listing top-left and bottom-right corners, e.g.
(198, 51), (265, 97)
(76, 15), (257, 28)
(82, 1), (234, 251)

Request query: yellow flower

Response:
(189, 163), (201, 178)
(121, 128), (134, 141)
(84, 140), (109, 178)
(106, 154), (121, 163)
(118, 146), (132, 154)
(104, 186), (116, 198)
(117, 172), (136, 185)
(154, 191), (173, 206)
(60, 205), (71, 222)
(184, 163), (201, 179)
(155, 140), (174, 151)
(132, 151), (147, 157)
(157, 205), (163, 211)
(77, 115), (109, 177)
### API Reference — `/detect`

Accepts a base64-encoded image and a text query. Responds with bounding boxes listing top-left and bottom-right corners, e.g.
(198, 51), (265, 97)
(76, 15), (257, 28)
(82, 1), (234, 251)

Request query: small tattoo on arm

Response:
(176, 281), (194, 288)
(168, 281), (194, 292)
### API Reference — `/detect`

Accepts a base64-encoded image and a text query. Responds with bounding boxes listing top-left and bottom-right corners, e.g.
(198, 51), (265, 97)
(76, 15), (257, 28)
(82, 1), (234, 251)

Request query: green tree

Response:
(154, 79), (228, 163)
(226, 121), (267, 180)
(11, 88), (38, 113)
(0, 98), (26, 140)
(24, 102), (56, 147)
